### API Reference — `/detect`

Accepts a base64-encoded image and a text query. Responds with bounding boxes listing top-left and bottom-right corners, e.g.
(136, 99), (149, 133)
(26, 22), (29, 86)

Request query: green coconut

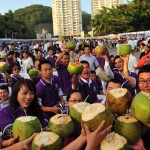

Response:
(82, 103), (113, 131)
(131, 92), (150, 124)
(0, 62), (8, 72)
(12, 116), (41, 141)
(67, 62), (83, 75)
(70, 102), (90, 124)
(95, 46), (106, 55)
(48, 114), (74, 138)
(119, 44), (132, 56)
(66, 40), (76, 51)
(31, 132), (62, 150)
(106, 88), (132, 115)
(103, 75), (110, 82)
(28, 69), (38, 77)
(100, 132), (129, 150)
(114, 115), (142, 144)
(1, 54), (7, 59)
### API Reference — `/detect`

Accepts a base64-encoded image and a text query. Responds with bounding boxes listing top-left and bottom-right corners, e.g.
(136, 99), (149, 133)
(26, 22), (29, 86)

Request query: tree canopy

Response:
(91, 0), (150, 35)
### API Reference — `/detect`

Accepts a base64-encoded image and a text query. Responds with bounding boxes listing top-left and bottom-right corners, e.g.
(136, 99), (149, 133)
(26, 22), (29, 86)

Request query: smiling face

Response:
(115, 57), (124, 71)
(17, 85), (34, 108)
(61, 54), (70, 66)
(0, 89), (9, 102)
(67, 92), (83, 108)
(12, 65), (20, 76)
(80, 63), (90, 81)
(139, 72), (150, 93)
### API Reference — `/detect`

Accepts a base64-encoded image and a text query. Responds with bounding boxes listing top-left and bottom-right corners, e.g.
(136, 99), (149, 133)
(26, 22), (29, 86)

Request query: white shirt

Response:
(0, 99), (9, 110)
(128, 54), (138, 73)
(22, 57), (34, 72)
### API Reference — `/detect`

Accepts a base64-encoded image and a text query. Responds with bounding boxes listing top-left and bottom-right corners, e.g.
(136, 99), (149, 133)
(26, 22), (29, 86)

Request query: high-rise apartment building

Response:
(91, 0), (123, 18)
(52, 0), (82, 36)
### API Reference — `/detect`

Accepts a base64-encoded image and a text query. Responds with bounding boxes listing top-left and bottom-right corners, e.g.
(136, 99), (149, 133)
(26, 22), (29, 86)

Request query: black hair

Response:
(10, 62), (21, 73)
(80, 60), (89, 66)
(90, 70), (96, 74)
(114, 55), (123, 63)
(84, 45), (90, 50)
(9, 78), (43, 120)
(138, 64), (150, 77)
(0, 85), (9, 92)
(66, 89), (83, 101)
(106, 79), (122, 89)
(38, 60), (52, 70)
(110, 55), (114, 58)
(63, 52), (70, 56)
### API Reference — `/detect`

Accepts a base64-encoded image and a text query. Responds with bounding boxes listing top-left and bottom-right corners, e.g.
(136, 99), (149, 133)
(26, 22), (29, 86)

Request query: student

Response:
(90, 70), (103, 95)
(46, 49), (57, 68)
(6, 63), (22, 88)
(36, 60), (63, 120)
(72, 60), (98, 104)
(0, 85), (9, 110)
(37, 50), (45, 60)
(55, 51), (73, 95)
(0, 79), (48, 142)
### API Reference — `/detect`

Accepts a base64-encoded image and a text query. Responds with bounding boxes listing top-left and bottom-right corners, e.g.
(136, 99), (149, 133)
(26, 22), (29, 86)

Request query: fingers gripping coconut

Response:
(119, 44), (132, 56)
(12, 116), (41, 141)
(66, 40), (76, 51)
(114, 116), (142, 144)
(67, 62), (83, 75)
(106, 88), (132, 115)
(31, 132), (62, 150)
(70, 102), (90, 124)
(131, 92), (150, 124)
(48, 114), (74, 138)
(81, 103), (113, 131)
(100, 132), (129, 150)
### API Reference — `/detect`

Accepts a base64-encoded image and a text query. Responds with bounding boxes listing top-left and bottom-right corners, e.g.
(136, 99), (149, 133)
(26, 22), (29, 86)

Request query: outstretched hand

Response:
(130, 138), (146, 150)
(84, 120), (112, 150)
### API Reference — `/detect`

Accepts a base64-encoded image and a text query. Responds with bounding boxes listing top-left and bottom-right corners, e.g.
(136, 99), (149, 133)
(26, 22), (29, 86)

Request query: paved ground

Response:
(108, 47), (140, 61)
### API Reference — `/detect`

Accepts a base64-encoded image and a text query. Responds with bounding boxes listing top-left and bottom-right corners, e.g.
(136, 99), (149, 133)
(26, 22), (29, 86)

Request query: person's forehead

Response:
(139, 72), (150, 79)
(107, 82), (121, 88)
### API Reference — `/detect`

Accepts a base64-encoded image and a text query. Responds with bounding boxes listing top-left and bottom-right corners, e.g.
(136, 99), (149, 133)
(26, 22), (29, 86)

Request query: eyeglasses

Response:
(12, 68), (20, 71)
(139, 79), (150, 84)
(69, 100), (83, 103)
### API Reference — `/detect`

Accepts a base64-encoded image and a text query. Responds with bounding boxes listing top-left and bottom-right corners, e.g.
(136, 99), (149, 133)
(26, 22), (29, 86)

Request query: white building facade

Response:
(91, 0), (123, 18)
(52, 0), (82, 36)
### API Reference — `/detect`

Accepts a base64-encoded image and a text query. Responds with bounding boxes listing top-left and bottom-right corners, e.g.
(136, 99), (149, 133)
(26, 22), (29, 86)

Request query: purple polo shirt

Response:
(0, 106), (47, 140)
(95, 77), (103, 92)
(9, 75), (21, 88)
(57, 64), (72, 95)
(78, 78), (98, 104)
(36, 77), (62, 120)
(7, 57), (14, 64)
(47, 56), (57, 68)
(0, 73), (5, 83)
(114, 71), (138, 97)
(97, 57), (105, 69)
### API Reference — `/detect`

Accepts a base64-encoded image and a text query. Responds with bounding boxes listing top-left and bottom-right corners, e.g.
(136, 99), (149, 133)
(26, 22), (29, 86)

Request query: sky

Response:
(0, 0), (130, 15)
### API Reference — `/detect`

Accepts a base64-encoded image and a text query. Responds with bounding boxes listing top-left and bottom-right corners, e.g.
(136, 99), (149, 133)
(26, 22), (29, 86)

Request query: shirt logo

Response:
(93, 86), (97, 91)
(55, 84), (58, 89)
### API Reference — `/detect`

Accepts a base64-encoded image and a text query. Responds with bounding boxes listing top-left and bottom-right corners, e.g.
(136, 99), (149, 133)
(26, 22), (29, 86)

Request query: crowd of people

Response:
(0, 37), (150, 150)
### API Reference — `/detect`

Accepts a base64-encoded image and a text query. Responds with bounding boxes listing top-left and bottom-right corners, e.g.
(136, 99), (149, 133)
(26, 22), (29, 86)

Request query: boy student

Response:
(46, 49), (57, 69)
(55, 51), (74, 95)
(72, 60), (99, 104)
(36, 60), (63, 120)
(90, 70), (103, 95)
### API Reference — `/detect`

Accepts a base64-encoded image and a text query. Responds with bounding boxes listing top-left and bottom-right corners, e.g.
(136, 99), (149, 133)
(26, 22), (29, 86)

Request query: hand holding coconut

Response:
(84, 120), (112, 150)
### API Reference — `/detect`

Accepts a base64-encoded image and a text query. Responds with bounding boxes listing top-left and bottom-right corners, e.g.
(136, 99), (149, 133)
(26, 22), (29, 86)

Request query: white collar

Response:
(80, 77), (92, 86)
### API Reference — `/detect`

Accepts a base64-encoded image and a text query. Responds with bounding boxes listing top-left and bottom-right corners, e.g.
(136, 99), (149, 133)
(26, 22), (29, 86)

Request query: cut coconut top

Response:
(101, 132), (127, 150)
(117, 116), (138, 123)
(33, 132), (60, 146)
(108, 88), (127, 98)
(16, 116), (37, 122)
(50, 114), (71, 125)
(82, 103), (105, 121)
(72, 102), (90, 113)
(0, 62), (7, 65)
(141, 92), (150, 100)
